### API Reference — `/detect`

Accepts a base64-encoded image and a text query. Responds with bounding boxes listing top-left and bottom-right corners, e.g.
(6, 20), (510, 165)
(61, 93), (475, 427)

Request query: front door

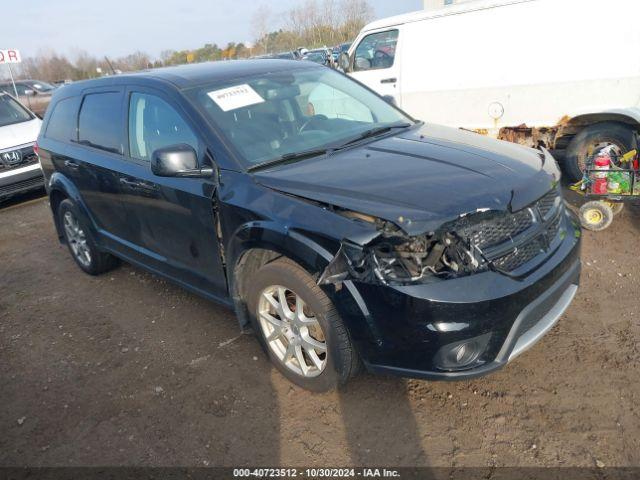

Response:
(349, 29), (402, 105)
(118, 88), (227, 299)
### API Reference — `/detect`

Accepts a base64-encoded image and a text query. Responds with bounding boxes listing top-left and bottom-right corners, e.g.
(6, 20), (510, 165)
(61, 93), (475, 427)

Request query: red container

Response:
(593, 177), (608, 195)
(594, 155), (610, 179)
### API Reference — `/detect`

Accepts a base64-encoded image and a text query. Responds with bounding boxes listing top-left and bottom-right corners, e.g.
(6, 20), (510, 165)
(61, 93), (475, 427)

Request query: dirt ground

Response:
(0, 189), (639, 468)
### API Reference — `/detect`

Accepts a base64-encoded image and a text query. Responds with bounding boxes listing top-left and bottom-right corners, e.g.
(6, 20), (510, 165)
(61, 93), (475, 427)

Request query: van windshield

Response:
(188, 67), (411, 168)
(0, 94), (33, 127)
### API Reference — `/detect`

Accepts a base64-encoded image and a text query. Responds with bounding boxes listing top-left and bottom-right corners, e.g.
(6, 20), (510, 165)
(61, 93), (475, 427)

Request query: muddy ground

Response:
(0, 189), (639, 468)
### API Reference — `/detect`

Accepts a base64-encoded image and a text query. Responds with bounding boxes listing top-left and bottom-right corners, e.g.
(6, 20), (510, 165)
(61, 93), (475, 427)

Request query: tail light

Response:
(33, 142), (39, 157)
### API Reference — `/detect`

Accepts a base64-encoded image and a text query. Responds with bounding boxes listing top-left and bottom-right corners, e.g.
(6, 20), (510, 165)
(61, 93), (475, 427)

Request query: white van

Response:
(340, 0), (640, 181)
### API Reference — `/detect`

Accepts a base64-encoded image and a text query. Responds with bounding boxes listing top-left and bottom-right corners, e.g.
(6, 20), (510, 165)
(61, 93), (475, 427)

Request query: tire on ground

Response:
(564, 122), (636, 182)
(58, 199), (119, 275)
(246, 257), (359, 392)
(579, 201), (614, 232)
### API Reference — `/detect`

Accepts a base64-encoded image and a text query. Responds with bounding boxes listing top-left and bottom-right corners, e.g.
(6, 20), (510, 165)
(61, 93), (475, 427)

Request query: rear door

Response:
(117, 87), (227, 298)
(349, 29), (402, 105)
(71, 88), (137, 255)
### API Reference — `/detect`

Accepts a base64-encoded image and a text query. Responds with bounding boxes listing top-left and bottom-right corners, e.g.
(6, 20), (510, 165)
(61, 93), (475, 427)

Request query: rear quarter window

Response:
(45, 96), (81, 143)
(78, 92), (124, 154)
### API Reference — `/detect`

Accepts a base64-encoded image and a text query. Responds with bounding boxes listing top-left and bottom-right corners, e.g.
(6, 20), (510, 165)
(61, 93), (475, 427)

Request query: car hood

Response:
(0, 118), (42, 150)
(253, 123), (560, 236)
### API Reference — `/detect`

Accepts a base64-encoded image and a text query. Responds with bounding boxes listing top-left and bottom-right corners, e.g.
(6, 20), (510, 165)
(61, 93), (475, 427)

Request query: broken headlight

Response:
(319, 224), (486, 286)
(371, 231), (483, 283)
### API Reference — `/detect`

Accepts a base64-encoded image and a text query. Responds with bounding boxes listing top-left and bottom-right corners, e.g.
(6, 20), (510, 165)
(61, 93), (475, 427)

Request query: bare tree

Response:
(115, 51), (152, 71)
(251, 4), (272, 54)
(339, 0), (373, 42)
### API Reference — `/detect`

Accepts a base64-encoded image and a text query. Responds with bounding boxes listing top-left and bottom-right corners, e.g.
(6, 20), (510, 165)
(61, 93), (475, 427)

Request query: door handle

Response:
(64, 160), (80, 169)
(119, 177), (156, 191)
(380, 77), (397, 84)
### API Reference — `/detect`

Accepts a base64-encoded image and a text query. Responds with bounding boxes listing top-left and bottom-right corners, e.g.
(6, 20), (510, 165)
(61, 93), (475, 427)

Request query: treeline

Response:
(6, 0), (373, 83)
(251, 0), (373, 55)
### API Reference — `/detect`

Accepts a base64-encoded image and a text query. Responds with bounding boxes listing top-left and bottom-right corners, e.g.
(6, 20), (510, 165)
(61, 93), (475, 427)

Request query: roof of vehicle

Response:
(361, 0), (534, 32)
(53, 59), (319, 94)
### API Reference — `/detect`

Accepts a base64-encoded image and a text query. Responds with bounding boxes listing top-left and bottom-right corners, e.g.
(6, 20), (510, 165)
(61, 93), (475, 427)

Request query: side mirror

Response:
(24, 89), (36, 96)
(151, 144), (213, 178)
(338, 52), (351, 72)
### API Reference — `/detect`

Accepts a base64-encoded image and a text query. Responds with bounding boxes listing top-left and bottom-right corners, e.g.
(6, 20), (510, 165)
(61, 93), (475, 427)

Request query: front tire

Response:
(58, 199), (119, 275)
(246, 257), (359, 391)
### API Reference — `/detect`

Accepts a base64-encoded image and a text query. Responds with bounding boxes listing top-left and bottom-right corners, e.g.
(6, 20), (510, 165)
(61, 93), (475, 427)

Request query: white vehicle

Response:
(0, 93), (43, 200)
(340, 0), (640, 181)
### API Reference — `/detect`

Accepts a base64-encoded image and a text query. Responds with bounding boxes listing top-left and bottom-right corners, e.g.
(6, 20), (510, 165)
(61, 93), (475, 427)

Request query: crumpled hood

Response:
(254, 123), (560, 236)
(0, 118), (42, 150)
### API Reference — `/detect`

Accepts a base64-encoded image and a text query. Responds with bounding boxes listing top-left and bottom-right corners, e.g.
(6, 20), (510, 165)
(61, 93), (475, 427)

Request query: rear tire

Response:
(564, 122), (635, 182)
(58, 199), (119, 275)
(246, 257), (359, 392)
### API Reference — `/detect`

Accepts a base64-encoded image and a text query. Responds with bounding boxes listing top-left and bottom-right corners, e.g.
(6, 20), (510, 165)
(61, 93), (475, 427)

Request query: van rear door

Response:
(349, 28), (401, 105)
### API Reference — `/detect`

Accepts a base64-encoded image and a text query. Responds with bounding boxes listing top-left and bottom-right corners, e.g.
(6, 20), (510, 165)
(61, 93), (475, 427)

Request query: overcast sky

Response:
(6, 0), (422, 59)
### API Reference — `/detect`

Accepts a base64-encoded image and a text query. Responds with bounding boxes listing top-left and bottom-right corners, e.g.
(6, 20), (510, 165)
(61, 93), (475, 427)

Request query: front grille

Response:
(546, 211), (562, 241)
(492, 237), (546, 271)
(460, 208), (533, 250)
(455, 186), (564, 273)
(0, 175), (44, 198)
(537, 188), (560, 218)
(0, 144), (38, 171)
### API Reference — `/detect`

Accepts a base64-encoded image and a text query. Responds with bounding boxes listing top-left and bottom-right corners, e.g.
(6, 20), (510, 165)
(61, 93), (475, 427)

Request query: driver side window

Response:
(128, 92), (198, 161)
(353, 30), (399, 72)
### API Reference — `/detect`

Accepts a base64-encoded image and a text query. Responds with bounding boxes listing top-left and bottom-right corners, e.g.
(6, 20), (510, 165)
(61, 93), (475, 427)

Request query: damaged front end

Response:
(318, 186), (565, 287)
(318, 218), (487, 287)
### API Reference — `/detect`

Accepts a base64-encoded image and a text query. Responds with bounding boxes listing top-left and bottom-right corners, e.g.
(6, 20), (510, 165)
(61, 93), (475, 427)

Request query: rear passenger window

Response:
(128, 93), (198, 161)
(45, 97), (80, 142)
(353, 30), (399, 71)
(78, 92), (123, 154)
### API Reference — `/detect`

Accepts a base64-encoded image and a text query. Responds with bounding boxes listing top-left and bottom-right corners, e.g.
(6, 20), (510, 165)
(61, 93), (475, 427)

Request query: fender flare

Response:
(225, 221), (380, 345)
(48, 172), (97, 243)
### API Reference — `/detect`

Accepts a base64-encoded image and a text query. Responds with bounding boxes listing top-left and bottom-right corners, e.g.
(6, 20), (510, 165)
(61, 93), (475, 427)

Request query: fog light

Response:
(434, 332), (492, 371)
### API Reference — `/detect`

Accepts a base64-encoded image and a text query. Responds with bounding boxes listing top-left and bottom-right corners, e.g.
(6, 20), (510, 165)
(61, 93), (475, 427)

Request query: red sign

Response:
(0, 50), (22, 64)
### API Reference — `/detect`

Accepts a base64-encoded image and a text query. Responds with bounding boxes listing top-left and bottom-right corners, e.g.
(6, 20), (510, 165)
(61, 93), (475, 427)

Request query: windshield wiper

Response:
(247, 147), (330, 172)
(247, 123), (414, 172)
(334, 122), (413, 150)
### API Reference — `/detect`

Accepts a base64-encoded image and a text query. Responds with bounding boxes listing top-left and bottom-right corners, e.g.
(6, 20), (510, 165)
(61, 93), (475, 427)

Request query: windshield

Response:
(188, 66), (412, 168)
(27, 81), (56, 93)
(0, 94), (33, 127)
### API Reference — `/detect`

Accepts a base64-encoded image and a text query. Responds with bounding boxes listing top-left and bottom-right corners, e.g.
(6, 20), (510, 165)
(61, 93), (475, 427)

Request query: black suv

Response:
(38, 60), (581, 391)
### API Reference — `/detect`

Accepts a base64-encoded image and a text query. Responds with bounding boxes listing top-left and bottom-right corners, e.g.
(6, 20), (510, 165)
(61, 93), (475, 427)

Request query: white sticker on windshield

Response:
(207, 84), (264, 112)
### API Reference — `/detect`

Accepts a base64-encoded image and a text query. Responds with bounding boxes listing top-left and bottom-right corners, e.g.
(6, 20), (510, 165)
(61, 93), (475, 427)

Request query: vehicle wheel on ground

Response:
(564, 122), (635, 182)
(605, 201), (625, 216)
(58, 199), (119, 275)
(579, 201), (614, 231)
(246, 257), (359, 391)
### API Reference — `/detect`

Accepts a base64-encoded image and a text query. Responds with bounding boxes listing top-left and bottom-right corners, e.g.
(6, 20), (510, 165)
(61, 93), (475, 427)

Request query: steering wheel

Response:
(298, 114), (328, 134)
(373, 49), (392, 68)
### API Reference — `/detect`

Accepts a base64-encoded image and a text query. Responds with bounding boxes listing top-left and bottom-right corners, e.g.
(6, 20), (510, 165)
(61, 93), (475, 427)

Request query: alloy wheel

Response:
(63, 211), (91, 267)
(257, 285), (327, 378)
